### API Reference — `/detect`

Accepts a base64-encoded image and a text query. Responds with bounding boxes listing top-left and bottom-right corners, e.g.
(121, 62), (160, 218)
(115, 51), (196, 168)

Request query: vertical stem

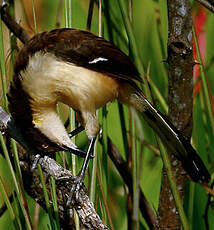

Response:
(117, 0), (151, 100)
(68, 0), (72, 28)
(88, 0), (97, 204)
(98, 0), (102, 37)
(188, 181), (195, 230)
(64, 0), (68, 28)
(86, 0), (95, 30)
(0, 133), (33, 230)
(32, 0), (37, 33)
(0, 176), (21, 229)
(193, 26), (214, 134)
(0, 18), (8, 110)
(64, 2), (79, 229)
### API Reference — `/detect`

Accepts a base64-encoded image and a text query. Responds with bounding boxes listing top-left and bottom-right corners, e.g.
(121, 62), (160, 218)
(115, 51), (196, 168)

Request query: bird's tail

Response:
(119, 85), (210, 183)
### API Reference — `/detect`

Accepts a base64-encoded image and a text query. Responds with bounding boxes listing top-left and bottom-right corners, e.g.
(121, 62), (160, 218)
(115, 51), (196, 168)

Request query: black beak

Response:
(60, 143), (87, 158)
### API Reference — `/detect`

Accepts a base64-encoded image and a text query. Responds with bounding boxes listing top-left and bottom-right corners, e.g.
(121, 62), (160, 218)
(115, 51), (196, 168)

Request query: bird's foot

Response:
(66, 175), (83, 207)
(31, 154), (41, 171)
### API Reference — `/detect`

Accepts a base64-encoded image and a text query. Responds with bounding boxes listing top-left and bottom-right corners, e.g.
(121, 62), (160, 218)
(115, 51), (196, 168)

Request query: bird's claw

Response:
(31, 154), (41, 171)
(66, 176), (83, 207)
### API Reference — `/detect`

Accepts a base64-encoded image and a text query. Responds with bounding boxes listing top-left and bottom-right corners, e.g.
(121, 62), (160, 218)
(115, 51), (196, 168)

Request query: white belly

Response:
(21, 51), (119, 113)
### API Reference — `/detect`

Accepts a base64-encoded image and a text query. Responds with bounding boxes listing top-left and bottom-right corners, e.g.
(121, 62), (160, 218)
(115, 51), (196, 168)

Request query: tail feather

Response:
(126, 90), (210, 183)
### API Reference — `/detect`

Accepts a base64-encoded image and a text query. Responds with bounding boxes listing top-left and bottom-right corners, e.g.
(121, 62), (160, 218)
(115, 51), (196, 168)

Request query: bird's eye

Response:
(42, 143), (49, 149)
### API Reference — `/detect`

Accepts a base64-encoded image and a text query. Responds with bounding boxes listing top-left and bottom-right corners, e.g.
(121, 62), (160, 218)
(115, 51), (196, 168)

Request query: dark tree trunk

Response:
(155, 0), (194, 229)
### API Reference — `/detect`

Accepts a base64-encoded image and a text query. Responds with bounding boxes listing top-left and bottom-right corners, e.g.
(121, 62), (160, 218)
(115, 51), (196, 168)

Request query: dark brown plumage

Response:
(14, 28), (141, 84)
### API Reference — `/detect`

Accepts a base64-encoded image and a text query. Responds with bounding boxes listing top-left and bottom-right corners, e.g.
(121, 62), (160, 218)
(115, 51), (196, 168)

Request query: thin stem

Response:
(193, 26), (214, 134)
(33, 203), (40, 230)
(97, 167), (114, 230)
(86, 0), (95, 30)
(131, 116), (139, 230)
(37, 165), (55, 230)
(0, 132), (32, 230)
(32, 0), (37, 34)
(187, 181), (195, 230)
(64, 0), (68, 28)
(56, 0), (63, 28)
(68, 0), (72, 28)
(0, 17), (8, 109)
(98, 0), (102, 37)
(148, 78), (168, 113)
(50, 177), (60, 230)
(0, 176), (21, 229)
(204, 180), (214, 230)
(117, 0), (151, 100)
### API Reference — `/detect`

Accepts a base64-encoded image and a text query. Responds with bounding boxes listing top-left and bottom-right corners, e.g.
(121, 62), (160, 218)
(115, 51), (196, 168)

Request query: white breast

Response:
(21, 51), (119, 112)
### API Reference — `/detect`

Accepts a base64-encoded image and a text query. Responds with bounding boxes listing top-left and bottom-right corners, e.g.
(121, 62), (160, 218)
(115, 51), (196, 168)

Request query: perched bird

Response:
(8, 28), (210, 192)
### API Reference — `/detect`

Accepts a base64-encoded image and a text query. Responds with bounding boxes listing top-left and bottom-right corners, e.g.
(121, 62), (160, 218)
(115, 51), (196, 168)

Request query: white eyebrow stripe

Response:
(88, 57), (108, 64)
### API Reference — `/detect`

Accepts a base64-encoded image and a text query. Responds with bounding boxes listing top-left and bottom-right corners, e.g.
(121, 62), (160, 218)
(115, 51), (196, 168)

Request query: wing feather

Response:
(15, 28), (142, 85)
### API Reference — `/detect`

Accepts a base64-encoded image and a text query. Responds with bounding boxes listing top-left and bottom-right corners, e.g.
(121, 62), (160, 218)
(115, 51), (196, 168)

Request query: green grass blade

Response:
(11, 139), (23, 188)
(187, 181), (195, 230)
(64, 2), (80, 229)
(117, 0), (152, 100)
(117, 103), (129, 158)
(0, 177), (21, 229)
(148, 78), (168, 113)
(193, 26), (214, 134)
(0, 132), (33, 230)
(32, 0), (38, 33)
(37, 164), (55, 230)
(0, 18), (8, 110)
(50, 177), (60, 230)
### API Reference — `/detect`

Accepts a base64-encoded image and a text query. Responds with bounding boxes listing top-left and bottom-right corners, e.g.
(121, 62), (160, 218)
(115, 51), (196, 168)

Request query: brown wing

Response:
(14, 28), (142, 84)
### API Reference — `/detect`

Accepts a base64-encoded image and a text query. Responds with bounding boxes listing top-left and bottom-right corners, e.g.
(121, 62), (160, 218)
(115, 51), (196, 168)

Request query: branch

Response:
(26, 156), (108, 230)
(0, 107), (108, 229)
(0, 2), (30, 44)
(86, 0), (95, 31)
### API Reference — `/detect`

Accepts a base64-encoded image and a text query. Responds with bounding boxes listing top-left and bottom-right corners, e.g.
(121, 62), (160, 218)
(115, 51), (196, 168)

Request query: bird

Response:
(8, 28), (210, 194)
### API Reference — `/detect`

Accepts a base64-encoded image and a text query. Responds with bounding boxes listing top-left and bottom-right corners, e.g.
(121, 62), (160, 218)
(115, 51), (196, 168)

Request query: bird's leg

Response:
(78, 136), (96, 180)
(31, 154), (41, 171)
(67, 136), (96, 206)
(68, 125), (96, 158)
(68, 125), (84, 138)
